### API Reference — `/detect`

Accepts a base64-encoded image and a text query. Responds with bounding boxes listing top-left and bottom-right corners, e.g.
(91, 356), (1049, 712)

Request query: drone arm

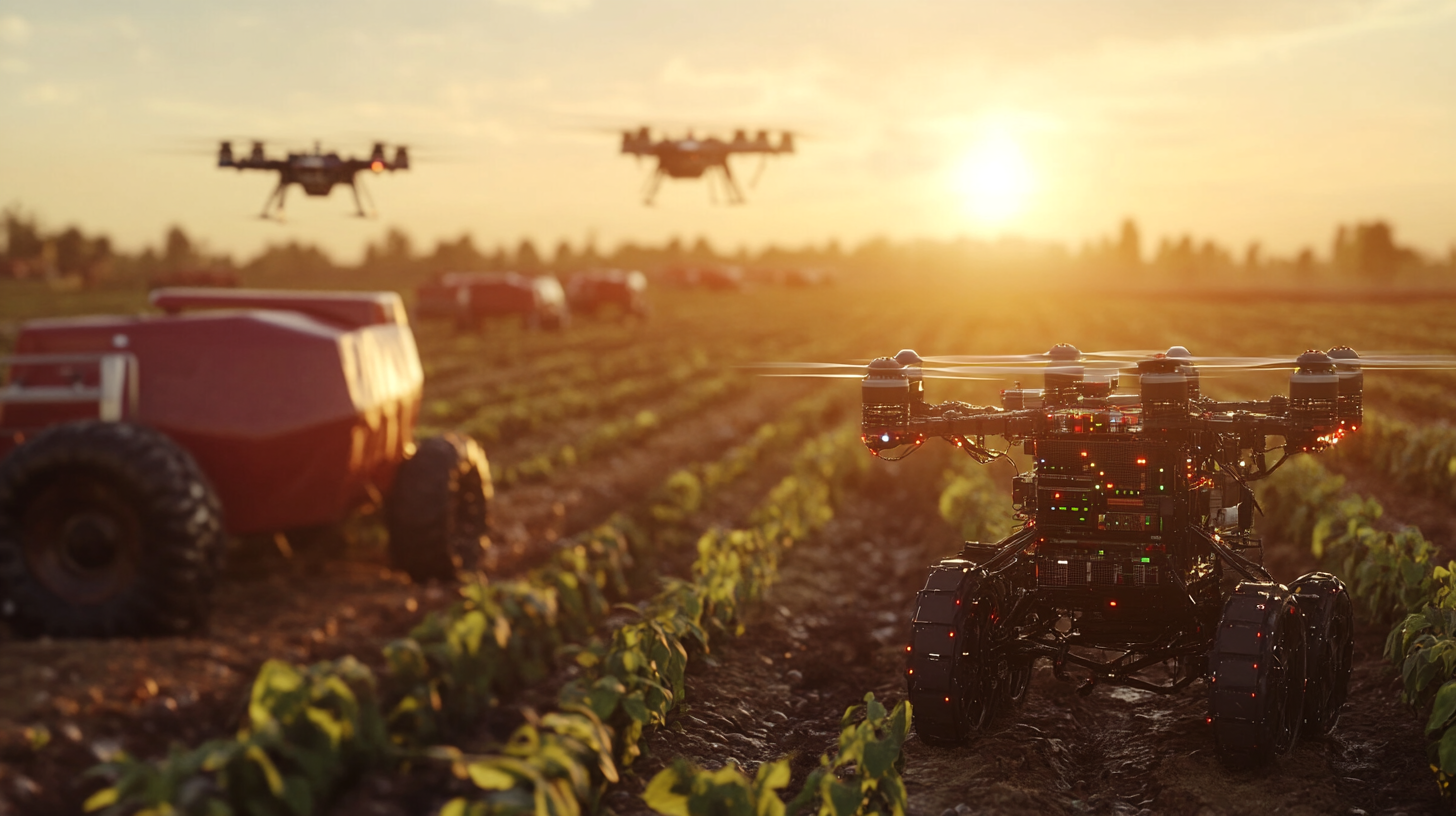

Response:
(863, 402), (1040, 455)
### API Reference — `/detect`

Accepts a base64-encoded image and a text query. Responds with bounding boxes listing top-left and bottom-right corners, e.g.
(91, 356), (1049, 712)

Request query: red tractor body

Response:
(1, 288), (422, 534)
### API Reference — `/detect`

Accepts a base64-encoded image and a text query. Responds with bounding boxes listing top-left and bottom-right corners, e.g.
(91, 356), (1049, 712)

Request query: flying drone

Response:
(766, 344), (1456, 765)
(217, 140), (410, 219)
(618, 126), (794, 205)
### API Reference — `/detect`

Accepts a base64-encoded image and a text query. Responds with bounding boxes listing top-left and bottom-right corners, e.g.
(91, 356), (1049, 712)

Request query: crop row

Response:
(439, 424), (881, 815)
(451, 325), (825, 456)
(427, 332), (770, 429)
(1338, 410), (1456, 505)
(85, 402), (873, 815)
(454, 348), (718, 446)
(417, 290), (841, 403)
(488, 371), (741, 487)
(641, 693), (912, 816)
(1363, 378), (1456, 423)
(1256, 456), (1456, 795)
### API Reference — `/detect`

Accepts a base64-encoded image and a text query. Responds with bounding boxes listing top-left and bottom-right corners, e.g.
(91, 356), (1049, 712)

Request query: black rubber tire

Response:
(1290, 572), (1355, 736)
(0, 421), (225, 638)
(385, 433), (492, 582)
(909, 563), (1001, 745)
(1208, 582), (1307, 766)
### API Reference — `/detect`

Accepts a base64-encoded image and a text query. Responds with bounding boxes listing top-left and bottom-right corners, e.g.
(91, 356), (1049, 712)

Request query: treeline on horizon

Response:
(3, 206), (1453, 291)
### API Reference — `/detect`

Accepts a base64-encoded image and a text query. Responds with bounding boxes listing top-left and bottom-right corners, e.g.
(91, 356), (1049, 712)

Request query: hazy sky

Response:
(2, 0), (1454, 263)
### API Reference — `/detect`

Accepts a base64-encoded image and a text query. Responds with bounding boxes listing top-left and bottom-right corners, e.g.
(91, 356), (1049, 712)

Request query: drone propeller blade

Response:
(919, 349), (1163, 365)
(748, 361), (1018, 381)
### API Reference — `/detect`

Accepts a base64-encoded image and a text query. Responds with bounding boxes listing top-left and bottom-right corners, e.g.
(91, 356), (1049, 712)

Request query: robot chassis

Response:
(862, 345), (1359, 765)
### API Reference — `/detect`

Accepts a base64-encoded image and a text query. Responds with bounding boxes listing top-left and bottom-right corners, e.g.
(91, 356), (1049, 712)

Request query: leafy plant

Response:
(938, 457), (1015, 545)
(641, 694), (912, 816)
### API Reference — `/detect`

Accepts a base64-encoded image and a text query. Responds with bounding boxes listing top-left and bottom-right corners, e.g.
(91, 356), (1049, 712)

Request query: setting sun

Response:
(954, 131), (1035, 228)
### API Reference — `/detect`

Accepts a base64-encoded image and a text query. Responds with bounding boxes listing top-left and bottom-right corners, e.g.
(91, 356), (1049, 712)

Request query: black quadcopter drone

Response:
(217, 140), (410, 219)
(845, 344), (1381, 765)
(618, 126), (794, 205)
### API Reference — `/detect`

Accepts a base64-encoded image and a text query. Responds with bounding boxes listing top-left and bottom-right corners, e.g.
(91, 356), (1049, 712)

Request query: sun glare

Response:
(954, 132), (1034, 228)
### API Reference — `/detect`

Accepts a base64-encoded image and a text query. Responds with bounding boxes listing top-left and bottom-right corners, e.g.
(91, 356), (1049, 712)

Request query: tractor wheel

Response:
(1208, 582), (1308, 766)
(1291, 572), (1355, 736)
(908, 562), (1001, 745)
(0, 421), (225, 637)
(385, 434), (492, 582)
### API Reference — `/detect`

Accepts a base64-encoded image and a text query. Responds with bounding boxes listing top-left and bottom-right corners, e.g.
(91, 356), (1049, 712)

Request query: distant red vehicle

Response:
(0, 288), (492, 637)
(661, 265), (743, 291)
(566, 269), (649, 319)
(415, 272), (570, 331)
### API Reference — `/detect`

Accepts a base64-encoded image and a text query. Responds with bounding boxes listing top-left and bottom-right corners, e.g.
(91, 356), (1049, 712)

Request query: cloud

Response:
(0, 14), (30, 45)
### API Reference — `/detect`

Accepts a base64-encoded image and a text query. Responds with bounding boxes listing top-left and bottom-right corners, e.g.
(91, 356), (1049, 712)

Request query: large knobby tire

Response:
(1291, 572), (1355, 736)
(908, 562), (1002, 745)
(1208, 582), (1308, 766)
(0, 421), (225, 638)
(385, 434), (492, 582)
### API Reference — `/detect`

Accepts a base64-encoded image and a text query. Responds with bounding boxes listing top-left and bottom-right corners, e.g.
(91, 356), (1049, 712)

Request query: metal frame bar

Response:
(0, 352), (140, 422)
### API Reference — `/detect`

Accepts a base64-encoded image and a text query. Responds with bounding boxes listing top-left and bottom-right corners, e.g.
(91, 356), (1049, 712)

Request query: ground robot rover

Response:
(862, 345), (1359, 765)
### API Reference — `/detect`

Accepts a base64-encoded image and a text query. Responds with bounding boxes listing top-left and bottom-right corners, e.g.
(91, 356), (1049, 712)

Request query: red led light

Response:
(1109, 600), (1118, 608)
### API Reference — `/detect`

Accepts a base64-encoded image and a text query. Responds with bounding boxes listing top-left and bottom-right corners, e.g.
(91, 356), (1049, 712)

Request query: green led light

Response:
(1141, 557), (1151, 563)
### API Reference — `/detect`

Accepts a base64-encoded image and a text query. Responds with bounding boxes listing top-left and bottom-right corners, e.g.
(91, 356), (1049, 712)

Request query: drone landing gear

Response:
(715, 162), (745, 206)
(260, 181), (289, 221)
(1207, 582), (1307, 766)
(908, 560), (1004, 745)
(641, 169), (665, 206)
(349, 179), (377, 219)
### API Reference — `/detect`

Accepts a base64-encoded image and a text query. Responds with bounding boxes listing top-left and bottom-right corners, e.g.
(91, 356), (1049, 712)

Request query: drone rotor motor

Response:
(861, 357), (912, 452)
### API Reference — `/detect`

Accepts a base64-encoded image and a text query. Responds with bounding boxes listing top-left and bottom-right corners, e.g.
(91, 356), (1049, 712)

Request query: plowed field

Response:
(1, 283), (1453, 815)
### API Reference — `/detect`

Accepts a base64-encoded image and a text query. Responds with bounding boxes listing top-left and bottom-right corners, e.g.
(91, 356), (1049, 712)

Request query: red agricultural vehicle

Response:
(661, 265), (744, 291)
(415, 272), (570, 331)
(565, 269), (649, 320)
(0, 288), (492, 638)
